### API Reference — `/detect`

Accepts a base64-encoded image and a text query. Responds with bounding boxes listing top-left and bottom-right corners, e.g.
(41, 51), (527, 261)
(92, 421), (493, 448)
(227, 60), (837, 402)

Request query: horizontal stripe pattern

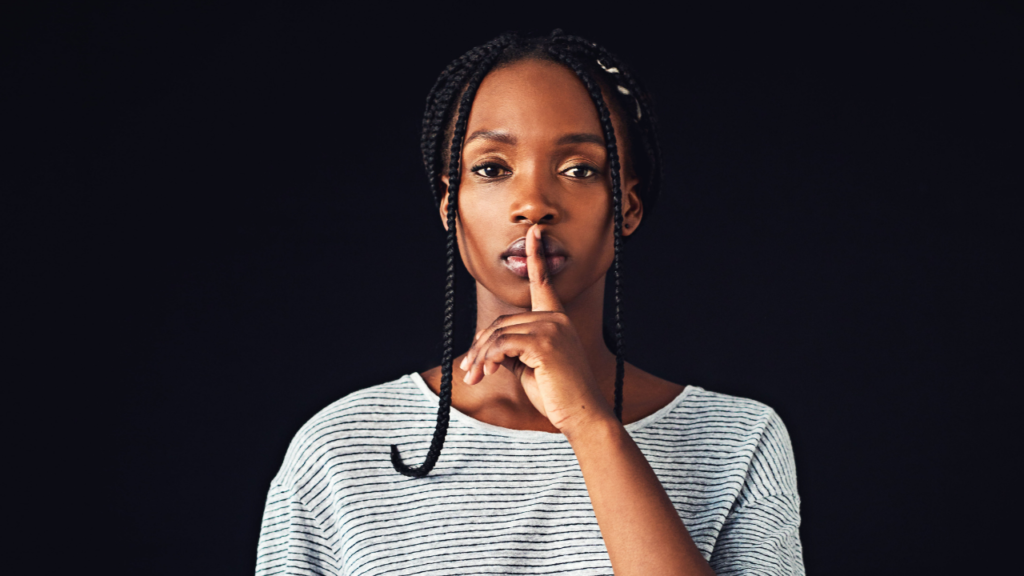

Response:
(257, 373), (803, 575)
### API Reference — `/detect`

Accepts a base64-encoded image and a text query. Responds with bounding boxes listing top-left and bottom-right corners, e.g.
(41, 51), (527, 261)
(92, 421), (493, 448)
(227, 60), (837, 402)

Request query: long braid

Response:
(392, 39), (512, 477)
(548, 32), (664, 424)
(547, 44), (627, 423)
(398, 30), (661, 476)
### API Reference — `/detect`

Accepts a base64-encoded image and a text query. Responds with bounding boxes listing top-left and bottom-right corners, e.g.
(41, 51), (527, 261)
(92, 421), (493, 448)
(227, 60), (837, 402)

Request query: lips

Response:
(500, 235), (569, 278)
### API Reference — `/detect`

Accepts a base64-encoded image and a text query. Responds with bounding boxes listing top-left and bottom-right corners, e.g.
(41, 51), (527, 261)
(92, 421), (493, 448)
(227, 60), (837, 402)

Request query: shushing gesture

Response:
(459, 224), (615, 434)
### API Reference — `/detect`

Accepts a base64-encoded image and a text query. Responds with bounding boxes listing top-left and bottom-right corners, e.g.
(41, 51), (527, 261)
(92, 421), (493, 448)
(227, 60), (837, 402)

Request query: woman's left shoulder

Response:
(648, 379), (795, 455)
(682, 385), (785, 422)
(628, 365), (790, 438)
(676, 386), (798, 479)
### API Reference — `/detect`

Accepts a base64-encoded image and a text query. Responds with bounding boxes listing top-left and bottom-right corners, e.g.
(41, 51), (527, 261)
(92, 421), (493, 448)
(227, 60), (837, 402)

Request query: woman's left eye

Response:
(563, 165), (597, 179)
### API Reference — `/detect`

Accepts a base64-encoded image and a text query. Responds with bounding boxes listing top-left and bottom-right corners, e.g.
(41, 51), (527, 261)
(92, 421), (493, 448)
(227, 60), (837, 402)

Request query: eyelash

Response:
(562, 164), (599, 179)
(470, 163), (510, 179)
(469, 163), (600, 180)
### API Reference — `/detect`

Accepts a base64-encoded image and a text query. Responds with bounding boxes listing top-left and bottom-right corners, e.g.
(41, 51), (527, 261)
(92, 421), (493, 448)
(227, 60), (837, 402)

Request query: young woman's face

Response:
(441, 59), (643, 309)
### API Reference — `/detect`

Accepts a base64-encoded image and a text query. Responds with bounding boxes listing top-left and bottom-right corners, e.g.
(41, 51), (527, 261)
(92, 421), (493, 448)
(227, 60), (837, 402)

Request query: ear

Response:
(620, 173), (643, 237)
(439, 175), (451, 231)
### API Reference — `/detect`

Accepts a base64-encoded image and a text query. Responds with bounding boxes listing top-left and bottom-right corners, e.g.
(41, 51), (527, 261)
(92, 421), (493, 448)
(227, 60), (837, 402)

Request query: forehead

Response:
(465, 59), (602, 141)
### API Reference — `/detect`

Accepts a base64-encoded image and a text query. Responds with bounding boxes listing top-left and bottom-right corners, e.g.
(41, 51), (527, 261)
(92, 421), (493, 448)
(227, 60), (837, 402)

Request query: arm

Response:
(563, 412), (717, 576)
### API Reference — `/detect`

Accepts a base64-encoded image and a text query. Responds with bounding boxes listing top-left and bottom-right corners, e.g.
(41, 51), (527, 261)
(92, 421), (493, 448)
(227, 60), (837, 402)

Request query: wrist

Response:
(560, 407), (621, 444)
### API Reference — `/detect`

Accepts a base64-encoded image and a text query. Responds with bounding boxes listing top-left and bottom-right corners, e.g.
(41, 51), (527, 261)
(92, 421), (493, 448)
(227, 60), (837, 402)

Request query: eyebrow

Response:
(464, 130), (606, 147)
(555, 133), (605, 146)
(465, 130), (517, 145)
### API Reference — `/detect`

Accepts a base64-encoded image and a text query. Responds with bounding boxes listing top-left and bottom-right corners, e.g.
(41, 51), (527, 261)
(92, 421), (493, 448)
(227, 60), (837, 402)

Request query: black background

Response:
(4, 2), (1020, 574)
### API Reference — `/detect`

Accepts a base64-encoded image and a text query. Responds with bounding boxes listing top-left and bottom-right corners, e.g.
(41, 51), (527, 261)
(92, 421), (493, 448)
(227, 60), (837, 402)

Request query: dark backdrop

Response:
(5, 2), (1019, 574)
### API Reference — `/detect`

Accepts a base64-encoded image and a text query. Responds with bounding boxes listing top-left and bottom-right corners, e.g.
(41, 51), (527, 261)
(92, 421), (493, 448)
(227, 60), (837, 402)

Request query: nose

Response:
(509, 170), (561, 226)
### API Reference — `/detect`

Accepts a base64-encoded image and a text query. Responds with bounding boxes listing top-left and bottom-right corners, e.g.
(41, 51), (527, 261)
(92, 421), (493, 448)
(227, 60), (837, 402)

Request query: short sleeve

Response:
(709, 409), (805, 575)
(255, 482), (341, 576)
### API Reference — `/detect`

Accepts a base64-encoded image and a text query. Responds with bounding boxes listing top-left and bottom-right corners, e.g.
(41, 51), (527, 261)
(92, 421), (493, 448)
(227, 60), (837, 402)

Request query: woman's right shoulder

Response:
(270, 373), (429, 487)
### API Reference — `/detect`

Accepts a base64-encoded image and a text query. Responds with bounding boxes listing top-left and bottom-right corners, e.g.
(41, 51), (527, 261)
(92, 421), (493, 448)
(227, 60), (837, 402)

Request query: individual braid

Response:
(391, 37), (513, 478)
(549, 32), (665, 423)
(547, 43), (627, 423)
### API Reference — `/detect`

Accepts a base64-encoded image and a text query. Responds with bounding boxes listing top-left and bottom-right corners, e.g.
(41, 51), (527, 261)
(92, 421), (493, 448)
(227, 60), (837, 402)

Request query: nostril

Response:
(511, 212), (558, 225)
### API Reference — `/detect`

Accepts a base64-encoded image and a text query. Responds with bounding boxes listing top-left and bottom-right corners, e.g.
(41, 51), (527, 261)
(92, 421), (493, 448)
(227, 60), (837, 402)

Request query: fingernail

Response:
(533, 226), (542, 239)
(459, 357), (468, 370)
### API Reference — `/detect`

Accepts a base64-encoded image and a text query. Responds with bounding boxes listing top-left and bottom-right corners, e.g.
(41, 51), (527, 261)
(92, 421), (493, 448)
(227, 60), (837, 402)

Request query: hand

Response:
(459, 224), (614, 433)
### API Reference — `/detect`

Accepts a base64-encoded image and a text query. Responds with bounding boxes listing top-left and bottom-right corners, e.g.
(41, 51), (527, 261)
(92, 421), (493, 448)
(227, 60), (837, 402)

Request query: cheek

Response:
(454, 195), (506, 275)
(582, 205), (617, 276)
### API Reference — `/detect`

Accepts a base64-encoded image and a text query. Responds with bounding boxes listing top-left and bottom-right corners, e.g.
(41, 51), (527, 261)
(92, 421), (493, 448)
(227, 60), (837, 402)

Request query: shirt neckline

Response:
(407, 371), (694, 440)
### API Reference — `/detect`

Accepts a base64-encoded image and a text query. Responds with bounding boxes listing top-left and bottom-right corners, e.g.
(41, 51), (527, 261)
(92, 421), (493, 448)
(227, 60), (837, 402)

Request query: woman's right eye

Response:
(471, 164), (510, 178)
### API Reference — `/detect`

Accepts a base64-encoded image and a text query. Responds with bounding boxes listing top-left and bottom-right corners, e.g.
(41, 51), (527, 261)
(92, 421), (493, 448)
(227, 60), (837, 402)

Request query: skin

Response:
(419, 59), (716, 576)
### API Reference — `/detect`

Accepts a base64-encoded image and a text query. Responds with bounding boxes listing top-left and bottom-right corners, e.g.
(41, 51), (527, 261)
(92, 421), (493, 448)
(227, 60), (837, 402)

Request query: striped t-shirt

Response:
(256, 373), (804, 575)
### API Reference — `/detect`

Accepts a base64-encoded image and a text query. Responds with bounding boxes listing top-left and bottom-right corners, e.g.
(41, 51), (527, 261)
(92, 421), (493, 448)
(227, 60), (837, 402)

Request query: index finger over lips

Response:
(527, 224), (565, 313)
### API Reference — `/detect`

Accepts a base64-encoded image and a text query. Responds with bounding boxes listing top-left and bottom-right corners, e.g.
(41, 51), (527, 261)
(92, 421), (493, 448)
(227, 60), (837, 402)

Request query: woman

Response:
(257, 30), (804, 575)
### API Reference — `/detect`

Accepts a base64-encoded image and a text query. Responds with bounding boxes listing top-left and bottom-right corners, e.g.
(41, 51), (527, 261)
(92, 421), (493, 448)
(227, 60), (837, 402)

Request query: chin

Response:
(497, 288), (535, 310)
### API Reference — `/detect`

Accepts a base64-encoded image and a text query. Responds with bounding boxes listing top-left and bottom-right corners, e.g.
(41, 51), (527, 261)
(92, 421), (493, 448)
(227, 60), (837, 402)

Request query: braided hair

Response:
(391, 30), (662, 478)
